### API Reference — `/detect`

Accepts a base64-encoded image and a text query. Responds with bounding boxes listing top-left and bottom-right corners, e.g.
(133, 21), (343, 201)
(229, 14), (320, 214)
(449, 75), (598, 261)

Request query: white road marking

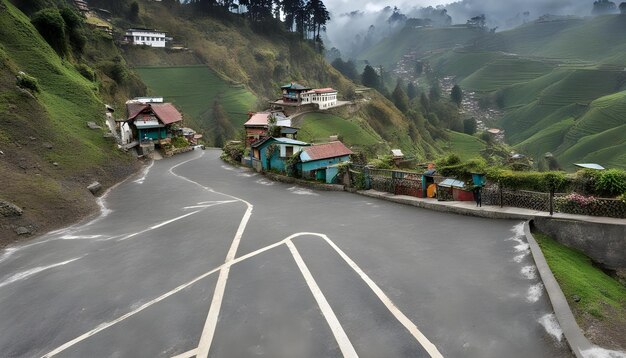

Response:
(286, 240), (359, 358)
(195, 203), (253, 358)
(319, 235), (444, 358)
(170, 348), (198, 358)
(0, 256), (84, 289)
(117, 211), (201, 241)
(183, 200), (237, 210)
(41, 265), (223, 357)
(133, 161), (154, 184)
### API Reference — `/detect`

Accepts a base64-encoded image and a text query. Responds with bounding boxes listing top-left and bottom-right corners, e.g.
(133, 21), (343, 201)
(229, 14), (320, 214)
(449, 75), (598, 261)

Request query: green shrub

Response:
(31, 8), (68, 55)
(16, 72), (40, 92)
(486, 168), (567, 192)
(438, 157), (487, 183)
(221, 141), (245, 162)
(595, 169), (626, 197)
(171, 136), (188, 148)
(75, 63), (95, 81)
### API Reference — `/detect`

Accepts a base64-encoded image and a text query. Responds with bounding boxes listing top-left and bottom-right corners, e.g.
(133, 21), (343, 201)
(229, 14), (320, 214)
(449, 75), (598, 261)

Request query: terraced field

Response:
(136, 65), (257, 132)
(460, 58), (556, 92)
(440, 131), (486, 161)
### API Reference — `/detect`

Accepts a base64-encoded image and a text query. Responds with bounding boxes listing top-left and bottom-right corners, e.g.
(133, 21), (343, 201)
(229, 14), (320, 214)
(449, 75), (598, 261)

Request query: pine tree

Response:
(392, 80), (409, 113)
(451, 84), (462, 107)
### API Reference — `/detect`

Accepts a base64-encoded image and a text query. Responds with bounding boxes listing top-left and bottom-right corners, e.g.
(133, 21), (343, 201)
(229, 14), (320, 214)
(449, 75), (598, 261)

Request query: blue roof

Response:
(438, 178), (465, 188)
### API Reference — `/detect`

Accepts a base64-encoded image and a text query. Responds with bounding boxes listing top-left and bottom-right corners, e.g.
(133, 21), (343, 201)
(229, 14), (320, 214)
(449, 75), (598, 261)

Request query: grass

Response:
(135, 65), (257, 138)
(533, 232), (626, 344)
(358, 26), (486, 68)
(429, 50), (504, 79)
(460, 57), (556, 92)
(297, 112), (381, 147)
(441, 130), (486, 161)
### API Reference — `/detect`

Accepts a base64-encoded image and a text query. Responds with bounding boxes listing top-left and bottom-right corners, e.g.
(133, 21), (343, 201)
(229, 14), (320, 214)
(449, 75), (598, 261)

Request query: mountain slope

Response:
(125, 2), (440, 158)
(0, 0), (138, 246)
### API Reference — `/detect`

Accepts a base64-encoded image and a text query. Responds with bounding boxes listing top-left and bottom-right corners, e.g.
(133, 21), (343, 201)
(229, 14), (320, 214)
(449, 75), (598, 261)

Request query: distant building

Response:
(122, 101), (183, 148)
(272, 83), (339, 111)
(300, 88), (338, 109)
(124, 28), (167, 47)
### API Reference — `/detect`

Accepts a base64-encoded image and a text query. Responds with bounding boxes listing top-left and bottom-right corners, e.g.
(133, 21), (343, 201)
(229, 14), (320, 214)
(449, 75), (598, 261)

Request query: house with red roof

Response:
(124, 101), (183, 144)
(298, 141), (353, 183)
(243, 111), (297, 147)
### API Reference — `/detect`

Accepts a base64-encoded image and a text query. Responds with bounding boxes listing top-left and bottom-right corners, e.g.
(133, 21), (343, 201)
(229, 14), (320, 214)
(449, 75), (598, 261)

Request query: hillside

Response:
(0, 0), (138, 246)
(123, 1), (439, 157)
(356, 15), (626, 169)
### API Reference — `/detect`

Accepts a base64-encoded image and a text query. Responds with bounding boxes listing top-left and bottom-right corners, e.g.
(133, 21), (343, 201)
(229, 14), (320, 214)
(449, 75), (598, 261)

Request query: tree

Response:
(415, 61), (423, 75)
(31, 8), (67, 56)
(466, 14), (486, 28)
(420, 93), (430, 113)
(129, 1), (140, 21)
(451, 84), (462, 107)
(331, 58), (358, 82)
(619, 1), (626, 12)
(429, 82), (441, 102)
(463, 118), (477, 135)
(392, 80), (409, 113)
(593, 0), (618, 14)
(407, 82), (417, 100)
(361, 65), (380, 89)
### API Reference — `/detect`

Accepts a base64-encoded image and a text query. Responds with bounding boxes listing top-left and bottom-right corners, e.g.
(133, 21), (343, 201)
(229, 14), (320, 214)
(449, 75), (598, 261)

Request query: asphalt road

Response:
(0, 149), (572, 358)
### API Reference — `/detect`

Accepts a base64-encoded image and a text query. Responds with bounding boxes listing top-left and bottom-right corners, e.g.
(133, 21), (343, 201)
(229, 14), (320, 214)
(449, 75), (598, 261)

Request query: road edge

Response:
(523, 220), (593, 358)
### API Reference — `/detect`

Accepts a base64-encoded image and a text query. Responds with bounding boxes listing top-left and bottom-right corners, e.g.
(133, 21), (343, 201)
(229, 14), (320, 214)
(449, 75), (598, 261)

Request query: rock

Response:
(42, 142), (53, 149)
(87, 122), (102, 130)
(87, 181), (102, 195)
(0, 200), (23, 217)
(572, 295), (581, 302)
(29, 136), (36, 141)
(0, 150), (4, 155)
(53, 162), (59, 166)
(15, 227), (30, 235)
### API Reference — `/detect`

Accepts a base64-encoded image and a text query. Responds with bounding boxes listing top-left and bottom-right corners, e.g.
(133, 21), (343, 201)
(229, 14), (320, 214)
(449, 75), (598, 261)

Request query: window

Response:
(141, 36), (145, 41)
(285, 146), (294, 157)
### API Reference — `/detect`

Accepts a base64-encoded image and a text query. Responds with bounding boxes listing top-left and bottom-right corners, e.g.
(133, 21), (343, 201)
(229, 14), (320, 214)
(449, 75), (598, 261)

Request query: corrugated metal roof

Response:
(304, 88), (337, 94)
(391, 149), (404, 157)
(574, 163), (605, 170)
(244, 112), (291, 127)
(281, 83), (311, 90)
(251, 137), (309, 148)
(300, 141), (353, 162)
(438, 178), (465, 188)
(151, 103), (182, 124)
(126, 103), (182, 124)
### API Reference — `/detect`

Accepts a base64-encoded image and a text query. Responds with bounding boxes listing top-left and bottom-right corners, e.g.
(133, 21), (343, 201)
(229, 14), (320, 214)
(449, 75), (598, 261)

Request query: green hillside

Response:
(296, 112), (381, 147)
(355, 15), (626, 169)
(440, 131), (486, 161)
(358, 26), (486, 68)
(0, 0), (136, 245)
(460, 57), (556, 92)
(135, 65), (256, 135)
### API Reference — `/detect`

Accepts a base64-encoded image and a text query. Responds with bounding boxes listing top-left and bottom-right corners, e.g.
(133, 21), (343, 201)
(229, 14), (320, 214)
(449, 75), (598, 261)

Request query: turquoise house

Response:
(299, 141), (353, 183)
(251, 137), (310, 172)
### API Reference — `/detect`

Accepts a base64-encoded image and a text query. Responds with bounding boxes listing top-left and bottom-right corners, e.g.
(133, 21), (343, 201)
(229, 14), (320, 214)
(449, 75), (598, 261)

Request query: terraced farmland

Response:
(460, 58), (556, 92)
(136, 65), (257, 132)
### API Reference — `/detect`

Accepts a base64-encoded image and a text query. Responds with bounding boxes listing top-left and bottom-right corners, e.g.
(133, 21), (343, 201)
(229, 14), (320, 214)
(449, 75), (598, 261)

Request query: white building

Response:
(300, 88), (338, 109)
(124, 28), (167, 48)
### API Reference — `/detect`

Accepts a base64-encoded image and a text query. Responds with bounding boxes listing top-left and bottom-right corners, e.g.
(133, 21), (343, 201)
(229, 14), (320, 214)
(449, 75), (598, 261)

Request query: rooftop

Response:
(251, 137), (309, 148)
(126, 103), (182, 124)
(244, 112), (290, 127)
(300, 141), (353, 162)
(304, 88), (337, 94)
(281, 83), (311, 91)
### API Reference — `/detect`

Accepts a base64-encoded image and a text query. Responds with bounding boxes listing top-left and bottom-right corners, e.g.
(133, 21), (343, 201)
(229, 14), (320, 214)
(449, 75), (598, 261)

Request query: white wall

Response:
(126, 30), (166, 48)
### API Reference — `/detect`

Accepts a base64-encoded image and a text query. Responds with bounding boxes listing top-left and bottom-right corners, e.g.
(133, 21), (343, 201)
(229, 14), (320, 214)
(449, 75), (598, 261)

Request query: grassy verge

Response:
(533, 231), (626, 350)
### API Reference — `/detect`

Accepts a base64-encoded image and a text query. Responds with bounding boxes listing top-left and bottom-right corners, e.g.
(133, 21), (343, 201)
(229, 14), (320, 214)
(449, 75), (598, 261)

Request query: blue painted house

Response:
(251, 137), (310, 172)
(299, 141), (353, 183)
